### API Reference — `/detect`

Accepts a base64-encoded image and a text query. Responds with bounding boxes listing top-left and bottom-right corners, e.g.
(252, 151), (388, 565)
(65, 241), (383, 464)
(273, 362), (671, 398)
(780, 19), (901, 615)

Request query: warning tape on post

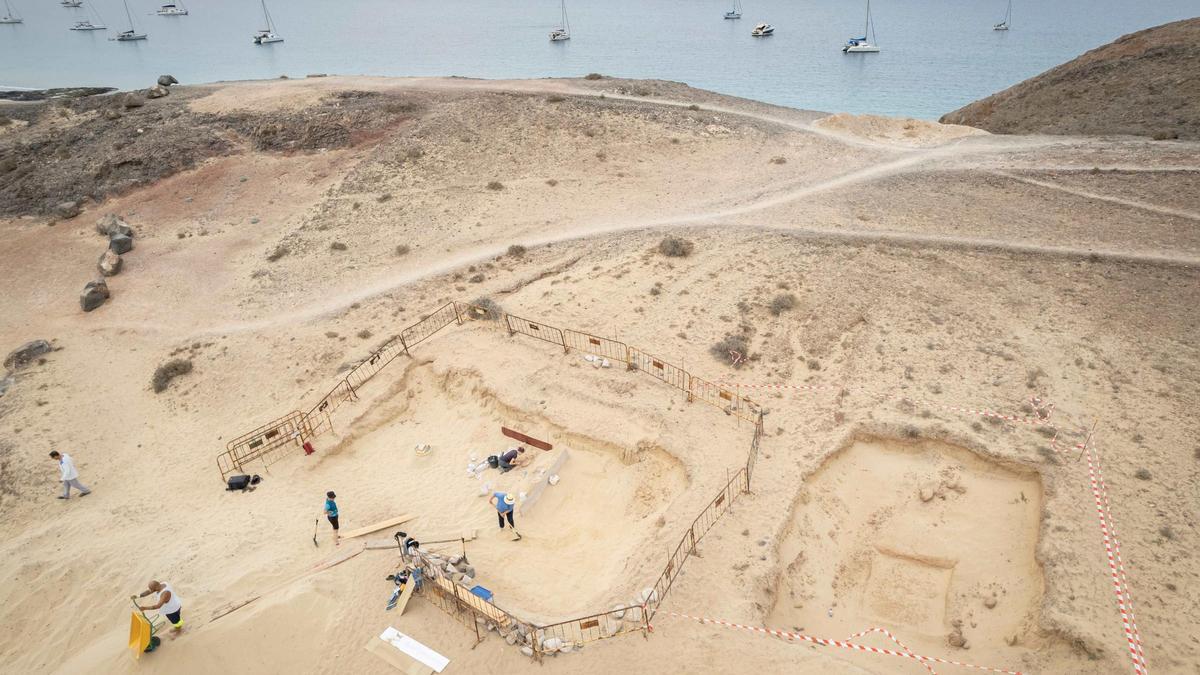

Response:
(662, 611), (1024, 675)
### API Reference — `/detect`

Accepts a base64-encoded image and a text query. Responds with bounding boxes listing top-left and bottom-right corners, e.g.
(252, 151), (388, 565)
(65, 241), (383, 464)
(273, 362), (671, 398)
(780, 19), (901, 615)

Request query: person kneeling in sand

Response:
(134, 580), (184, 638)
(497, 446), (526, 473)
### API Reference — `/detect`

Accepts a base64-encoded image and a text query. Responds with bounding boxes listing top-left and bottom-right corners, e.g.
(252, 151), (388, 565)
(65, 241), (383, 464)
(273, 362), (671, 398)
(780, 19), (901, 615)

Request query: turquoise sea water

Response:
(0, 0), (1195, 118)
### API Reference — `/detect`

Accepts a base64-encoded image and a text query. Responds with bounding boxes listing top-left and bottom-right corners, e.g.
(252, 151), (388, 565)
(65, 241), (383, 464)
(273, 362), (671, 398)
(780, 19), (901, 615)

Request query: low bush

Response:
(152, 359), (193, 393)
(710, 334), (750, 367)
(486, 181), (504, 191)
(769, 293), (797, 316)
(658, 236), (694, 257)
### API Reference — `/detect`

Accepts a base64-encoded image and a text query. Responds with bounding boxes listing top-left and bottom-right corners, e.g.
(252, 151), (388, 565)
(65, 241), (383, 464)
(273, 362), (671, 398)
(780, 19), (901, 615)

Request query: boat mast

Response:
(123, 0), (134, 30)
(560, 0), (568, 33)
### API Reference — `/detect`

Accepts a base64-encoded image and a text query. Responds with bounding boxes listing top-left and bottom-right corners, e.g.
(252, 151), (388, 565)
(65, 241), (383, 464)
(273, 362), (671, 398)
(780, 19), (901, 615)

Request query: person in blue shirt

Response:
(488, 492), (521, 541)
(324, 491), (340, 545)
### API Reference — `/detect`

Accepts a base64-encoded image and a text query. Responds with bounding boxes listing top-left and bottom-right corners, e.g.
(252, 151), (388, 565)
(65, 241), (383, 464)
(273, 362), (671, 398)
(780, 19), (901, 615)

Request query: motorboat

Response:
(156, 2), (187, 16)
(751, 22), (773, 36)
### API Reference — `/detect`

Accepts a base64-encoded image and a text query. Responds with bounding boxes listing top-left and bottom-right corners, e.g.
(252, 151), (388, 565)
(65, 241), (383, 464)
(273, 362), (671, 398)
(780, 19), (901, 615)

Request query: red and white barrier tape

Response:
(663, 611), (1024, 675)
(1082, 441), (1148, 673)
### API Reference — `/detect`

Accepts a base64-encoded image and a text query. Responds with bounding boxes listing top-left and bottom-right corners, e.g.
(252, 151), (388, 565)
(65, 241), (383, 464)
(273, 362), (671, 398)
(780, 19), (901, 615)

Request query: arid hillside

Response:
(941, 17), (1200, 139)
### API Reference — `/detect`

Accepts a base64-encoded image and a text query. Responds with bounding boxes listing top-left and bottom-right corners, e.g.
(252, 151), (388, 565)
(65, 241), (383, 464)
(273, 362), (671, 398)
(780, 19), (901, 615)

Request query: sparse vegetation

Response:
(687, 104), (700, 111)
(546, 95), (565, 103)
(507, 244), (527, 257)
(0, 115), (12, 127)
(325, 331), (339, 338)
(1159, 525), (1176, 540)
(395, 245), (410, 256)
(710, 334), (750, 367)
(151, 358), (193, 393)
(1134, 468), (1152, 480)
(595, 151), (607, 161)
(1151, 130), (1178, 141)
(469, 274), (485, 283)
(657, 236), (694, 258)
(330, 242), (348, 251)
(471, 296), (503, 320)
(376, 193), (393, 202)
(267, 244), (289, 262)
(545, 179), (558, 187)
(769, 293), (797, 316)
(769, 156), (787, 165)
(807, 358), (821, 371)
(357, 329), (372, 339)
(486, 181), (504, 191)
(584, 73), (604, 80)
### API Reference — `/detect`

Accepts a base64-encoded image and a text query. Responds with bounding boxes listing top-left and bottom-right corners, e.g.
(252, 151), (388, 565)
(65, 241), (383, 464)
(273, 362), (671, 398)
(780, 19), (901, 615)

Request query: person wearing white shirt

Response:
(134, 580), (184, 636)
(49, 450), (91, 499)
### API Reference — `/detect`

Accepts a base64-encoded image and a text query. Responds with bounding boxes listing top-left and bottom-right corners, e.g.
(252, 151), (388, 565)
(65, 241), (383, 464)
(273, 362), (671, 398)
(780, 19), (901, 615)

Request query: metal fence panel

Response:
(505, 313), (566, 350)
(562, 329), (629, 363)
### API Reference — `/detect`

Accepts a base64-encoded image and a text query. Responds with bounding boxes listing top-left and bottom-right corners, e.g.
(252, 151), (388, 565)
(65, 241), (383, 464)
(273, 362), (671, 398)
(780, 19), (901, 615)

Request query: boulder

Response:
(157, 74), (179, 87)
(103, 108), (122, 121)
(520, 646), (534, 658)
(97, 250), (122, 277)
(109, 233), (134, 255)
(611, 605), (626, 620)
(80, 279), (110, 312)
(123, 93), (145, 109)
(147, 85), (169, 99)
(638, 587), (659, 604)
(96, 213), (134, 237)
(541, 637), (562, 652)
(4, 339), (52, 371)
(54, 201), (80, 220)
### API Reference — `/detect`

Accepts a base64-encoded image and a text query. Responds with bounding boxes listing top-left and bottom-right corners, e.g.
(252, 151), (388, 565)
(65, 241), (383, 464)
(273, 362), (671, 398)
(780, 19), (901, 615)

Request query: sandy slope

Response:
(1, 76), (1198, 675)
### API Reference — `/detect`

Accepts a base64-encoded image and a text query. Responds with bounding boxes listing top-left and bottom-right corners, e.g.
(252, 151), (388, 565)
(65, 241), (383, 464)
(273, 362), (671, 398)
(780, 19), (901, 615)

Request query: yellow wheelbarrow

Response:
(128, 599), (164, 658)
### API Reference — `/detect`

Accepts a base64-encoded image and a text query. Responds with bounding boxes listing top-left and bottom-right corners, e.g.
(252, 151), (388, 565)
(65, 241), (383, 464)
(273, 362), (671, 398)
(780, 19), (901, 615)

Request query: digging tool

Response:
(312, 518), (319, 547)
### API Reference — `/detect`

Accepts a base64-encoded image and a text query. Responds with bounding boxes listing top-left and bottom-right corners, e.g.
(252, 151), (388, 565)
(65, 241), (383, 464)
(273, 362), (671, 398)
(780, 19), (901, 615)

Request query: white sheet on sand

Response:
(379, 627), (449, 673)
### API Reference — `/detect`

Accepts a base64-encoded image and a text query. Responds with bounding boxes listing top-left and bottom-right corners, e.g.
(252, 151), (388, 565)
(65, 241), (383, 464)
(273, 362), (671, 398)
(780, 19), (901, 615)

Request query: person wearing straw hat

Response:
(489, 491), (521, 541)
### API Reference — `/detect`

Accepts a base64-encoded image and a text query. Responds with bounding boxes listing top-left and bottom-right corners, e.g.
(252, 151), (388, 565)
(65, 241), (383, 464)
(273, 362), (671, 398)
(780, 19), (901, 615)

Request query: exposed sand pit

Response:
(813, 112), (987, 147)
(770, 435), (1046, 659)
(314, 362), (687, 620)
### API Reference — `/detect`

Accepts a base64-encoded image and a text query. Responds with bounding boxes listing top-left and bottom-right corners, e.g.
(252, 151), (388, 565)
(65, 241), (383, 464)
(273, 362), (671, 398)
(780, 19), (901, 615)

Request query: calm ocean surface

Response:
(1, 0), (1196, 118)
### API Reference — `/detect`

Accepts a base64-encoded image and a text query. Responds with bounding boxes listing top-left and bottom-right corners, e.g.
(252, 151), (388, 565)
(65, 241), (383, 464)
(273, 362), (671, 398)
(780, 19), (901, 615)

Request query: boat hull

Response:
(70, 23), (106, 30)
(843, 44), (879, 52)
(157, 9), (187, 15)
(549, 31), (569, 41)
(116, 32), (146, 40)
(253, 34), (282, 43)
(724, 13), (740, 19)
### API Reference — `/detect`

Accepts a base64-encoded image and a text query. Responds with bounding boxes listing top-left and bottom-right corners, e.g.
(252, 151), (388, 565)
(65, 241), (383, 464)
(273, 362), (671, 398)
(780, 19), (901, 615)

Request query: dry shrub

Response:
(471, 296), (504, 320)
(395, 245), (410, 256)
(584, 73), (604, 80)
(507, 244), (527, 257)
(711, 334), (750, 367)
(330, 242), (348, 251)
(267, 244), (289, 262)
(152, 359), (193, 393)
(769, 293), (797, 316)
(486, 181), (504, 191)
(658, 236), (694, 258)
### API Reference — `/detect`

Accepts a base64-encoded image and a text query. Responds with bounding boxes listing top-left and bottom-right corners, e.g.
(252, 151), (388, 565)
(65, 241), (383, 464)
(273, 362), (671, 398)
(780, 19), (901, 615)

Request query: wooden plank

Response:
(393, 576), (417, 616)
(501, 427), (552, 451)
(364, 529), (477, 551)
(340, 514), (414, 540)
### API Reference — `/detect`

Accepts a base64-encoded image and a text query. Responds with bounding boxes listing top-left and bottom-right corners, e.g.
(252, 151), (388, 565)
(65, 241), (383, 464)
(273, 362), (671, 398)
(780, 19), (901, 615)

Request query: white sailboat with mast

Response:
(549, 0), (569, 41)
(253, 0), (282, 44)
(842, 0), (879, 53)
(1, 0), (22, 24)
(993, 0), (1011, 30)
(724, 0), (741, 20)
(115, 0), (146, 40)
(70, 0), (106, 30)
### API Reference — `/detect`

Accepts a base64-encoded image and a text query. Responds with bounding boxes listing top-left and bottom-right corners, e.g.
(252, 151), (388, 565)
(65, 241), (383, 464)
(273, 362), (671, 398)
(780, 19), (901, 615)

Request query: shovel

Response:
(312, 518), (319, 547)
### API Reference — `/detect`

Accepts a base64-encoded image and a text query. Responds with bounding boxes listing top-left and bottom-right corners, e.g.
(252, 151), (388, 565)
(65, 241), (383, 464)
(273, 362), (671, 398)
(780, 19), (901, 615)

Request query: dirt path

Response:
(992, 170), (1200, 221)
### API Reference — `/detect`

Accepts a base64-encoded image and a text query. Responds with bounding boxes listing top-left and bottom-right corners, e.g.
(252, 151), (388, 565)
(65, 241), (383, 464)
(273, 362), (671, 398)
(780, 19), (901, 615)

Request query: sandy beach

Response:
(0, 74), (1197, 674)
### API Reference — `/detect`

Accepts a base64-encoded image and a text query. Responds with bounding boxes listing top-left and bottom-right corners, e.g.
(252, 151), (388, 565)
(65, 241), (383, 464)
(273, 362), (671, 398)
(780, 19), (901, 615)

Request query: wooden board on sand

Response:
(501, 427), (552, 451)
(340, 514), (414, 540)
(364, 529), (476, 551)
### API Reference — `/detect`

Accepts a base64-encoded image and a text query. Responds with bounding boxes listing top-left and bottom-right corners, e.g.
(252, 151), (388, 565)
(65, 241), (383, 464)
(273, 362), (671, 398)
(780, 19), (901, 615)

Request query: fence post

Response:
(399, 334), (410, 356)
(454, 303), (463, 326)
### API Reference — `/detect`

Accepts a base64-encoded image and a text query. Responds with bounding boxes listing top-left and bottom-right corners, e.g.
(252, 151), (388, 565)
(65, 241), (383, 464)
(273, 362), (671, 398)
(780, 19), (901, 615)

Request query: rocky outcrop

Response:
(147, 85), (169, 99)
(96, 214), (134, 237)
(157, 74), (179, 87)
(941, 17), (1200, 139)
(123, 93), (146, 109)
(80, 279), (110, 312)
(4, 340), (52, 371)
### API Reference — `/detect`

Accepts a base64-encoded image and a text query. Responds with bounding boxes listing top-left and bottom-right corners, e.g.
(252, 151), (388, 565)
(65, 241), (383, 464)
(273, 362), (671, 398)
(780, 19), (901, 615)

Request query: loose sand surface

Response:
(1, 76), (1197, 675)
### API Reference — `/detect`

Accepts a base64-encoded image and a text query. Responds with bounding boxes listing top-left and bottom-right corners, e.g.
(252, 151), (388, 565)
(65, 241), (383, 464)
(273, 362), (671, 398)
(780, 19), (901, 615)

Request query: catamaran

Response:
(723, 0), (741, 20)
(1, 0), (22, 24)
(549, 0), (569, 41)
(253, 0), (282, 43)
(70, 0), (105, 29)
(993, 0), (1011, 30)
(115, 0), (145, 40)
(843, 0), (879, 52)
(750, 22), (773, 37)
(156, 1), (187, 16)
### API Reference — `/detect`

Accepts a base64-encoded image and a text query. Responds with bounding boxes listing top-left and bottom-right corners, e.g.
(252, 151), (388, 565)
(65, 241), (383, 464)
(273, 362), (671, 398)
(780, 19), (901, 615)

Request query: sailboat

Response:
(253, 0), (282, 43)
(115, 0), (145, 40)
(156, 1), (187, 16)
(993, 0), (1011, 30)
(70, 0), (105, 29)
(0, 0), (22, 24)
(61, 0), (83, 7)
(842, 0), (879, 53)
(724, 0), (741, 20)
(549, 0), (569, 41)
